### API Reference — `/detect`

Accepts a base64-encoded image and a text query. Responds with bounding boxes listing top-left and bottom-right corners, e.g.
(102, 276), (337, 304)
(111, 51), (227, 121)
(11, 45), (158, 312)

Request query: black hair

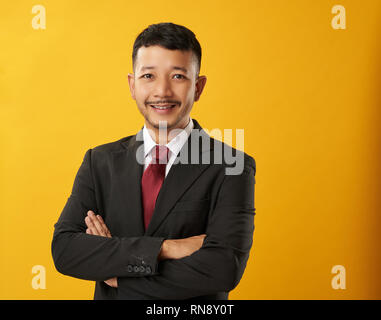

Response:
(132, 22), (202, 76)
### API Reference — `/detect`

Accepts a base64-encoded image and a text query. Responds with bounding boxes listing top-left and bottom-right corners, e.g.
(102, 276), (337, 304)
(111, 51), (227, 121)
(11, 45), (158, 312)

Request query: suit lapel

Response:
(114, 130), (145, 235)
(145, 120), (213, 236)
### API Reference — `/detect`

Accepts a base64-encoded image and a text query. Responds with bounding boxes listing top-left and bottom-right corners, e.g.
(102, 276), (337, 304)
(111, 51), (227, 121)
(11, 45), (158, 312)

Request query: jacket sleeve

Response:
(51, 149), (164, 281)
(117, 156), (256, 299)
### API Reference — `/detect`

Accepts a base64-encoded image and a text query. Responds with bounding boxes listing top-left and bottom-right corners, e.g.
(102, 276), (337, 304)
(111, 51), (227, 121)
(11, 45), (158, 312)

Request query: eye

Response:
(173, 74), (186, 79)
(142, 74), (153, 79)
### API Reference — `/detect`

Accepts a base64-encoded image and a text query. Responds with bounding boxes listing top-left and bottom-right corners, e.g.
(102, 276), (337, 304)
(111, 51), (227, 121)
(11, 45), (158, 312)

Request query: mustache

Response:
(146, 100), (181, 105)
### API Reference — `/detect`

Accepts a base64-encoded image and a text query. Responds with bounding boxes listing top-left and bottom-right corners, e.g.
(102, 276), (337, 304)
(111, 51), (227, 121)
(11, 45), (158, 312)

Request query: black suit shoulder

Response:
(208, 136), (256, 176)
(90, 135), (133, 154)
(79, 136), (136, 176)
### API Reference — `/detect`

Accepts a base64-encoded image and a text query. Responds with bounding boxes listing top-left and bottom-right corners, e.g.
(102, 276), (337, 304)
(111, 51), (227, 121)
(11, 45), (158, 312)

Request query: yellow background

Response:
(1, 0), (380, 299)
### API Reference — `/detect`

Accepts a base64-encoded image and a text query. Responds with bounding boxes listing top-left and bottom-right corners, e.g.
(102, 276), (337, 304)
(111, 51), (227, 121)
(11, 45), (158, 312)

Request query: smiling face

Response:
(128, 45), (207, 140)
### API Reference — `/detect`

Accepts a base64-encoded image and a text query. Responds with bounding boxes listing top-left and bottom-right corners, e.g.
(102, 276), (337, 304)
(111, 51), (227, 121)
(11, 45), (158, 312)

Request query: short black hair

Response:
(132, 22), (202, 76)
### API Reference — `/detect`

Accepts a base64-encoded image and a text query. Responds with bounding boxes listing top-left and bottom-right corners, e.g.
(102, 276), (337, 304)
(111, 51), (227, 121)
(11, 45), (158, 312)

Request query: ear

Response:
(127, 73), (136, 100)
(194, 75), (207, 102)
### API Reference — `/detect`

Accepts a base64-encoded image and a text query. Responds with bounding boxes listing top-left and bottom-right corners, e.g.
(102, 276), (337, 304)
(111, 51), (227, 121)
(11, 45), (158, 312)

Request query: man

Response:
(51, 22), (256, 300)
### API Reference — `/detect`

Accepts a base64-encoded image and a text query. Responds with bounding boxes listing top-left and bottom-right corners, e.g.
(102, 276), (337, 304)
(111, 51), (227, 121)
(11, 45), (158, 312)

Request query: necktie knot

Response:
(152, 145), (169, 164)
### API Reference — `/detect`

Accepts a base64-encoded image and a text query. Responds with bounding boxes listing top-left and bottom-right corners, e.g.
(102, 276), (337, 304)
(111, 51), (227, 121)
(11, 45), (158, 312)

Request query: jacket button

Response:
(146, 266), (152, 273)
(133, 266), (139, 273)
(127, 265), (133, 272)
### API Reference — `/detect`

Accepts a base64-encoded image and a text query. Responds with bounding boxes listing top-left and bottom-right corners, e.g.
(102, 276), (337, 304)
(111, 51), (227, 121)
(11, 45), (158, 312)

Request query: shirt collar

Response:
(143, 118), (194, 159)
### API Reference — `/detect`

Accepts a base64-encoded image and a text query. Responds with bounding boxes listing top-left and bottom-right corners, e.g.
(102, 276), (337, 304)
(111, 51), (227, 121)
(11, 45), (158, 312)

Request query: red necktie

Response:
(141, 145), (169, 230)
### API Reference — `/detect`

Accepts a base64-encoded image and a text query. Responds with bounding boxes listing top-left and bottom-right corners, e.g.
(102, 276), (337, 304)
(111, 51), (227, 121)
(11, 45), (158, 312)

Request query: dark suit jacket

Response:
(51, 119), (256, 300)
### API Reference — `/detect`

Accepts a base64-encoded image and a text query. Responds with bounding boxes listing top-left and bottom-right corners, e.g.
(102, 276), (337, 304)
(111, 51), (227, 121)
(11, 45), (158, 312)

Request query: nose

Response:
(153, 77), (173, 98)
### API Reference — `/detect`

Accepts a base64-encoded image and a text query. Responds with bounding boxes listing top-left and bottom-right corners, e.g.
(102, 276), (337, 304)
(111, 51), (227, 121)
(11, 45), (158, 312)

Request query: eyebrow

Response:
(139, 66), (188, 73)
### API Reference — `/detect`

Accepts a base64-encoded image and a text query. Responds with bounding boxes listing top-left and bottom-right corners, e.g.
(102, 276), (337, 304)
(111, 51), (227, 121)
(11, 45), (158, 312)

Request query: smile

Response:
(150, 105), (176, 110)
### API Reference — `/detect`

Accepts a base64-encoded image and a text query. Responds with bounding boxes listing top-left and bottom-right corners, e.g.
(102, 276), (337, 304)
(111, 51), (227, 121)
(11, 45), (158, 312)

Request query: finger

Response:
(84, 215), (92, 228)
(105, 277), (117, 288)
(92, 214), (109, 237)
(87, 210), (97, 220)
(88, 211), (106, 237)
(96, 215), (112, 238)
(86, 228), (92, 235)
(89, 214), (106, 237)
(85, 216), (99, 235)
(97, 216), (111, 238)
(85, 211), (96, 229)
(87, 213), (110, 237)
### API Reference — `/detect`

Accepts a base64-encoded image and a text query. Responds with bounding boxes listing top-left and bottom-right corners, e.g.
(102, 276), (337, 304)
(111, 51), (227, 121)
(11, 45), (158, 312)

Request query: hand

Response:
(85, 210), (111, 238)
(84, 210), (117, 288)
(159, 234), (206, 260)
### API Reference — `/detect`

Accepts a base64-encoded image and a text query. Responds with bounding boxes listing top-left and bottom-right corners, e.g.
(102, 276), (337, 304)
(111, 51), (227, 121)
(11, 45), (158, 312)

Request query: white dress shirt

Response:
(142, 118), (194, 177)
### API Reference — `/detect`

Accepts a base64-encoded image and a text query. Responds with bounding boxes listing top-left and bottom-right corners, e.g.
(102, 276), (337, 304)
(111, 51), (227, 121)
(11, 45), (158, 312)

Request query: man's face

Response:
(128, 45), (206, 131)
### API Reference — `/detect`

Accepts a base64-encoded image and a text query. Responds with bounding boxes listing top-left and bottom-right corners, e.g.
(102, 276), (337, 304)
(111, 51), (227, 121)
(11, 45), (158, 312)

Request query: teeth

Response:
(152, 105), (174, 110)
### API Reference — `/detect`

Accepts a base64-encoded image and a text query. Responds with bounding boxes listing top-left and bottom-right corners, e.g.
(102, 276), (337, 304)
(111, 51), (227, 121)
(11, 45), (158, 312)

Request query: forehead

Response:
(135, 45), (196, 73)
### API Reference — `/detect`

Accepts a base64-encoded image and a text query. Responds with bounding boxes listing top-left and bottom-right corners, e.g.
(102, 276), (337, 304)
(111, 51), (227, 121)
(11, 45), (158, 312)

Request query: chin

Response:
(150, 117), (182, 130)
(152, 119), (176, 129)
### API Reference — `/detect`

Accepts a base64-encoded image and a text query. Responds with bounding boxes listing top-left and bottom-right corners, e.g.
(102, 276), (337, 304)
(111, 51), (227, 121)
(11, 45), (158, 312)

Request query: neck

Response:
(146, 118), (191, 144)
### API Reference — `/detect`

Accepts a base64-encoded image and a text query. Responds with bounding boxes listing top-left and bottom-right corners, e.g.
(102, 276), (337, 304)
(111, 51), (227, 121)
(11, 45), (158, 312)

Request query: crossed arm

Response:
(52, 148), (256, 299)
(84, 210), (206, 288)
